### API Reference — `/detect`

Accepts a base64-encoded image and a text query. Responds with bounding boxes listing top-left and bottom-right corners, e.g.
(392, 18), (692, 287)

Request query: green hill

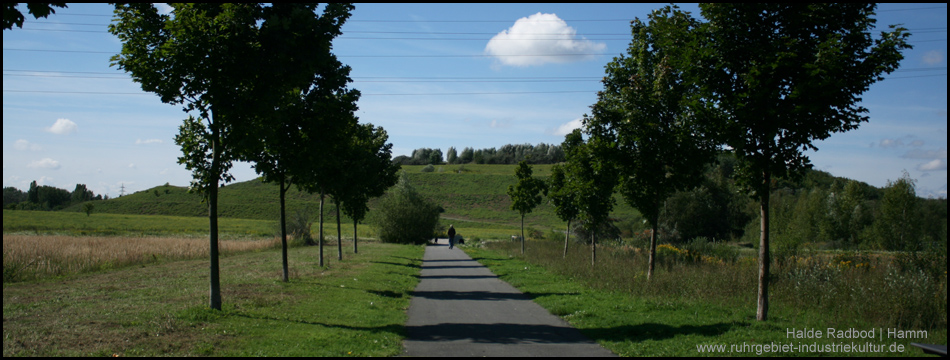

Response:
(60, 164), (639, 238)
(51, 163), (945, 249)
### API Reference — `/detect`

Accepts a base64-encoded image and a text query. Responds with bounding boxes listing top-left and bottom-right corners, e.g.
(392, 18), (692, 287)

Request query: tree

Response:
(459, 147), (474, 164)
(71, 184), (93, 204)
(875, 171), (921, 251)
(507, 160), (547, 254)
(561, 129), (617, 265)
(27, 180), (38, 204)
(547, 164), (579, 257)
(585, 6), (717, 280)
(3, 3), (65, 30)
(371, 172), (440, 245)
(698, 3), (911, 321)
(109, 3), (356, 309)
(248, 4), (359, 278)
(81, 202), (94, 217)
(3, 187), (27, 208)
(446, 147), (458, 165)
(339, 124), (400, 254)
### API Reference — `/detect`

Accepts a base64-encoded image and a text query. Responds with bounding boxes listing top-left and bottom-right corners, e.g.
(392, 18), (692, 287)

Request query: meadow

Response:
(3, 240), (424, 356)
(2, 210), (382, 282)
(463, 238), (947, 356)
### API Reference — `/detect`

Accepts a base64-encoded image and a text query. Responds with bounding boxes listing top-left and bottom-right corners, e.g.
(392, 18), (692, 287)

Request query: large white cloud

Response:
(45, 118), (78, 135)
(485, 13), (606, 67)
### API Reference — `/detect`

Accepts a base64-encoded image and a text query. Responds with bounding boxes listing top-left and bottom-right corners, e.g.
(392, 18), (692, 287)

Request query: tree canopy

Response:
(697, 3), (912, 321)
(585, 5), (718, 280)
(109, 3), (358, 309)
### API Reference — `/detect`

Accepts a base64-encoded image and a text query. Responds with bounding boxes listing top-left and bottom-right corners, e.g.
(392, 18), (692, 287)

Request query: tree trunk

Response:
(648, 220), (658, 281)
(280, 175), (288, 282)
(319, 191), (325, 267)
(591, 232), (596, 266)
(336, 198), (342, 261)
(208, 133), (222, 311)
(563, 219), (571, 258)
(521, 214), (526, 254)
(757, 171), (771, 321)
(353, 220), (359, 254)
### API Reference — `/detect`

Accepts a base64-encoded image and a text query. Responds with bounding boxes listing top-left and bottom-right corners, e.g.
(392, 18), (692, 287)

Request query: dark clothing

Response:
(448, 227), (456, 249)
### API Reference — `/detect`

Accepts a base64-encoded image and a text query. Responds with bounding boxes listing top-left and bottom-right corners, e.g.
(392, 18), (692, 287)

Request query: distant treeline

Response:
(600, 153), (947, 253)
(393, 143), (566, 165)
(4, 181), (104, 211)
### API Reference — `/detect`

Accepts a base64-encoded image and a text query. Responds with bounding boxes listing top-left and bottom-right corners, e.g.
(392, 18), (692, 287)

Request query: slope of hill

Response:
(62, 165), (639, 233)
(55, 163), (944, 248)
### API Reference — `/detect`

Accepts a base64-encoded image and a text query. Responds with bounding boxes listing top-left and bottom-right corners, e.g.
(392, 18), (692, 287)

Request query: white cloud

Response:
(135, 139), (164, 145)
(14, 139), (42, 151)
(548, 118), (583, 136)
(28, 158), (61, 170)
(485, 13), (606, 67)
(918, 159), (947, 172)
(45, 118), (78, 134)
(922, 50), (944, 65)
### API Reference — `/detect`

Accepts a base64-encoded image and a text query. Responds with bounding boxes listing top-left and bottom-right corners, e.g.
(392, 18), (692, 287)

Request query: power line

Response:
(2, 89), (601, 96)
(2, 48), (612, 57)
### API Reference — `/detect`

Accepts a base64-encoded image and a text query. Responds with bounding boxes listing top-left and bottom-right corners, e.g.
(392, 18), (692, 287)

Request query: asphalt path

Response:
(403, 238), (616, 357)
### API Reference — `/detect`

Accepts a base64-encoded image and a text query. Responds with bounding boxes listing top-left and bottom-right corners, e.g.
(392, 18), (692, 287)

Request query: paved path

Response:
(403, 239), (616, 357)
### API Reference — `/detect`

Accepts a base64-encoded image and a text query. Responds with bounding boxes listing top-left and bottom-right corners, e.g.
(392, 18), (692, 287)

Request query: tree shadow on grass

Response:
(230, 312), (405, 337)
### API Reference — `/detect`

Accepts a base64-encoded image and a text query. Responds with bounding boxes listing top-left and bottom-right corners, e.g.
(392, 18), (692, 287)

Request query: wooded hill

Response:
(40, 160), (947, 251)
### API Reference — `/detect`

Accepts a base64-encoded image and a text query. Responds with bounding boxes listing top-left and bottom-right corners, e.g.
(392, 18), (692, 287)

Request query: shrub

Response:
(371, 172), (440, 244)
(421, 164), (435, 173)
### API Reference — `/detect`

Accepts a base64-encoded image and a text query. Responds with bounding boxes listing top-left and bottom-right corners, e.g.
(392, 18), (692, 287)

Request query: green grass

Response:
(463, 240), (947, 357)
(52, 164), (643, 236)
(3, 241), (424, 357)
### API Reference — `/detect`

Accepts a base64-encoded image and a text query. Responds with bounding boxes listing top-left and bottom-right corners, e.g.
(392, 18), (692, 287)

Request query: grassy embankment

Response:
(462, 239), (946, 356)
(57, 164), (640, 241)
(3, 240), (424, 356)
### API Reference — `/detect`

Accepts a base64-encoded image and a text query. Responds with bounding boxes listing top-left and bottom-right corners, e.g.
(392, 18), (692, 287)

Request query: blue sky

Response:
(3, 3), (947, 198)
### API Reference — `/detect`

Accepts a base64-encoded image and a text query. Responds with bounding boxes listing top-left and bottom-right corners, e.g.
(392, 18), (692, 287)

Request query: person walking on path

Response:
(447, 225), (456, 249)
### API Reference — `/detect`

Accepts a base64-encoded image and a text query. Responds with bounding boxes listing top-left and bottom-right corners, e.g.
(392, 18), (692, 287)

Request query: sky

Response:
(3, 3), (947, 199)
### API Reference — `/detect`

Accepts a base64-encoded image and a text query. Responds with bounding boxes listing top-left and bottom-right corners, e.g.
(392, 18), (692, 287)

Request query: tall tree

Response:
(446, 147), (458, 165)
(547, 164), (579, 258)
(507, 160), (547, 254)
(875, 171), (921, 251)
(586, 6), (717, 280)
(340, 123), (400, 254)
(698, 3), (911, 321)
(249, 2), (358, 279)
(109, 3), (356, 309)
(562, 129), (617, 265)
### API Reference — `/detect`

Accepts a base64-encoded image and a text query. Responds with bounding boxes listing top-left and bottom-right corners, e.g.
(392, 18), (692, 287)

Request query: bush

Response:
(421, 164), (435, 173)
(274, 207), (316, 246)
(371, 172), (440, 244)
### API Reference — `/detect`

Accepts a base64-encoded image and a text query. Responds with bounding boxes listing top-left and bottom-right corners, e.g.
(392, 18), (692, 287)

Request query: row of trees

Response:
(512, 4), (911, 322)
(394, 143), (566, 165)
(3, 182), (102, 210)
(109, 3), (399, 310)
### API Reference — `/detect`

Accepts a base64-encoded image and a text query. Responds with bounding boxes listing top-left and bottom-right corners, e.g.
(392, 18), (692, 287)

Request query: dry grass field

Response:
(3, 235), (280, 282)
